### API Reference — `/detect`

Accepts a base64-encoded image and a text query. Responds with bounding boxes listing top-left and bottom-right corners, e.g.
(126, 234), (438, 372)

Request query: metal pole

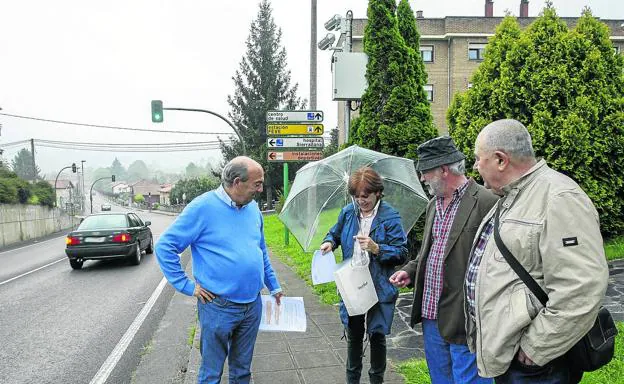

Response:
(89, 176), (113, 214)
(54, 165), (73, 207)
(344, 10), (353, 143)
(163, 107), (247, 155)
(81, 160), (86, 211)
(310, 0), (317, 110)
(30, 138), (36, 180)
(283, 163), (289, 245)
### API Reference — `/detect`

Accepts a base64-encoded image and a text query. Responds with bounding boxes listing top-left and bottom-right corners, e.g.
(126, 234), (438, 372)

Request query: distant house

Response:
(47, 179), (75, 208)
(130, 180), (161, 205)
(159, 183), (174, 206)
(112, 182), (131, 195)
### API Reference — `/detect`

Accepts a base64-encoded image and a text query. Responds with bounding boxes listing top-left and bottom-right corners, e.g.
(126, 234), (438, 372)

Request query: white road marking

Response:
(0, 258), (66, 287)
(0, 236), (65, 255)
(89, 277), (169, 384)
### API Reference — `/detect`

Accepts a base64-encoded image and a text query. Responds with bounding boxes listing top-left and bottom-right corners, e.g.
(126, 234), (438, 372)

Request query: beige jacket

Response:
(466, 160), (609, 378)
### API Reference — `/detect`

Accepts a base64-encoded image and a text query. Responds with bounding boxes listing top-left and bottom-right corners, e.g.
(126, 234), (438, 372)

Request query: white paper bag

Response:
(333, 244), (379, 316)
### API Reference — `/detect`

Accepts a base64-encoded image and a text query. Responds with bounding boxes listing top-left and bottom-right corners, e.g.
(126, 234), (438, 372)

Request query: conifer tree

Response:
(351, 0), (436, 159)
(448, 5), (624, 236)
(220, 0), (306, 204)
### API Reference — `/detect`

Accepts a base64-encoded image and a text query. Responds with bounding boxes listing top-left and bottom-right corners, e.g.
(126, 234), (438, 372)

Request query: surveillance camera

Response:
(317, 33), (336, 50)
(324, 14), (343, 31)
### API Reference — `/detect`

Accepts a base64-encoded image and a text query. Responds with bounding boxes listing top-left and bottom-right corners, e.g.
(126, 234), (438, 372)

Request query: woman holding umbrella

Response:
(320, 166), (408, 384)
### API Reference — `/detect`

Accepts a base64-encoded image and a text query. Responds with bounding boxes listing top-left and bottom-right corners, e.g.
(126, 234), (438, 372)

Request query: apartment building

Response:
(338, 0), (624, 138)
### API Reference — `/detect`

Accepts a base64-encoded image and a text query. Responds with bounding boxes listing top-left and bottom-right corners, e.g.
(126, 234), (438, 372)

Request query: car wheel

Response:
(146, 236), (154, 254)
(69, 259), (83, 270)
(129, 242), (141, 266)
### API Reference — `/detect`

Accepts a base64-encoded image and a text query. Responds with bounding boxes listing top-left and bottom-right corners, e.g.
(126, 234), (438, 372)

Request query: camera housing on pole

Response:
(318, 10), (367, 143)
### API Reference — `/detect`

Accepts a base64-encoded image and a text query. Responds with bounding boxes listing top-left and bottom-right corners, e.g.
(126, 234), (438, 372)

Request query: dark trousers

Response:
(495, 355), (583, 384)
(346, 315), (387, 384)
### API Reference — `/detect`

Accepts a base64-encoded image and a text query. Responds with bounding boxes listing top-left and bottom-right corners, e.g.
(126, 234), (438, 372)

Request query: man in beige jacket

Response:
(464, 119), (608, 383)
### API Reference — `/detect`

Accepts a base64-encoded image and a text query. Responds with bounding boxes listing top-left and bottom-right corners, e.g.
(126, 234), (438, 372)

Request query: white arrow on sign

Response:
(267, 137), (324, 149)
(266, 110), (323, 122)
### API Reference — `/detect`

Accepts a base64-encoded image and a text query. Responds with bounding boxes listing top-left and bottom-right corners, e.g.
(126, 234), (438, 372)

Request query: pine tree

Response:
(110, 158), (126, 181)
(11, 148), (41, 181)
(220, 0), (306, 204)
(448, 5), (624, 236)
(351, 0), (436, 160)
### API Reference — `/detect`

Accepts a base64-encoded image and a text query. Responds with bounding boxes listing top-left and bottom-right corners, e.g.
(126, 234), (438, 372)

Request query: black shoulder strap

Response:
(494, 200), (549, 306)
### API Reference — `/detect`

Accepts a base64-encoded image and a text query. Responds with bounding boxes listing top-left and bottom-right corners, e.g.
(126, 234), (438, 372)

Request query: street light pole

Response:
(81, 160), (86, 211)
(162, 107), (247, 155)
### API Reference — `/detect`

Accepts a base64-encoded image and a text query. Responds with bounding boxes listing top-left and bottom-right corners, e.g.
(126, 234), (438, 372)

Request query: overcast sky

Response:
(0, 0), (621, 178)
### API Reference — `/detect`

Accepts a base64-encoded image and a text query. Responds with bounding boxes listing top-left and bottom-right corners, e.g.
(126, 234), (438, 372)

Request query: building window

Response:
(420, 45), (434, 63)
(468, 43), (486, 61)
(424, 85), (433, 102)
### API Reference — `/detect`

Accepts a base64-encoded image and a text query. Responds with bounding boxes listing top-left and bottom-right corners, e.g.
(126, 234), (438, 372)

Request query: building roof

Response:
(351, 16), (624, 40)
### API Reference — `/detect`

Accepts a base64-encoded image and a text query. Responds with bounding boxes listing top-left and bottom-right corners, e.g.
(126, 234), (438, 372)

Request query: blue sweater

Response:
(155, 187), (281, 303)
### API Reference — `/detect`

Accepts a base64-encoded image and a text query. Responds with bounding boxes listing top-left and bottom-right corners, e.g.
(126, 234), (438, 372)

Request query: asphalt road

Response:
(0, 200), (185, 384)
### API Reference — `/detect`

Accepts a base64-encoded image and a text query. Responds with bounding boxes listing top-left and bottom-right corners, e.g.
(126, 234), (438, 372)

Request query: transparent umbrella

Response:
(279, 145), (428, 252)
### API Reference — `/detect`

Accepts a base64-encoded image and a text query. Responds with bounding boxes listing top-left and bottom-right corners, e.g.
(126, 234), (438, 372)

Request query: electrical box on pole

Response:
(331, 52), (368, 101)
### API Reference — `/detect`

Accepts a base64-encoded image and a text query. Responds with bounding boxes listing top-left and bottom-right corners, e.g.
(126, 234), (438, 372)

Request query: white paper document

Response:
(311, 250), (337, 285)
(259, 295), (307, 332)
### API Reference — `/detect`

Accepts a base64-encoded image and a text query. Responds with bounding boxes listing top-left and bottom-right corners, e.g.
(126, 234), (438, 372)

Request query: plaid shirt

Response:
(421, 180), (469, 319)
(465, 218), (494, 320)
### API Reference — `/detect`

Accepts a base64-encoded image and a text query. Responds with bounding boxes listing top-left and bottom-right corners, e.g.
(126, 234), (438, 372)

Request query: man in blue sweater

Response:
(155, 156), (283, 384)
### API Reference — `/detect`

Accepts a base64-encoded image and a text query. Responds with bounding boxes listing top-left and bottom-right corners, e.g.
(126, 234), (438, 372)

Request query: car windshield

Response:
(78, 215), (128, 230)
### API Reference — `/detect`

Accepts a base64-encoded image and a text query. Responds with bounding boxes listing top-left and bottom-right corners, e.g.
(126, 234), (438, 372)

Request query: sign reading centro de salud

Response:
(266, 110), (323, 122)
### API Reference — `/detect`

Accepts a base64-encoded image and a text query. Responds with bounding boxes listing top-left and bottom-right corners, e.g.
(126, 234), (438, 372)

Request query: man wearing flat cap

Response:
(390, 136), (497, 383)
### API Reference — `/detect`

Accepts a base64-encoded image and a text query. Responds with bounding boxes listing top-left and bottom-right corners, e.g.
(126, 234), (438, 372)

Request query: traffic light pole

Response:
(54, 164), (76, 208)
(89, 176), (115, 213)
(163, 107), (247, 155)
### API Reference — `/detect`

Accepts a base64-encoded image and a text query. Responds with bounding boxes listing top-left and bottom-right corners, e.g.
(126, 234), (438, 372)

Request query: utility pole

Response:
(310, 0), (317, 110)
(30, 138), (36, 180)
(344, 10), (353, 143)
(81, 160), (86, 212)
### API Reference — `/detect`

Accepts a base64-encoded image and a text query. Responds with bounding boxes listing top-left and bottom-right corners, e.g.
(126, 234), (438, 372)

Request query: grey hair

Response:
(479, 119), (535, 160)
(447, 159), (466, 175)
(221, 159), (249, 188)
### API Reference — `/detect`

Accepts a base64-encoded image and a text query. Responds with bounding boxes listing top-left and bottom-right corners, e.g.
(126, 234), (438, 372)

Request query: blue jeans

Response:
(422, 319), (492, 384)
(495, 355), (583, 384)
(197, 294), (262, 384)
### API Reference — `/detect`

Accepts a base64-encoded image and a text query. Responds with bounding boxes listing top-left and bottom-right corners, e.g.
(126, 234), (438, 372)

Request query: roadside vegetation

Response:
(0, 167), (54, 207)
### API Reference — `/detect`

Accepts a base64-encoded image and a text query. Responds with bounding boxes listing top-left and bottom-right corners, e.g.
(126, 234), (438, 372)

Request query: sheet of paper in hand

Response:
(259, 295), (307, 332)
(311, 250), (337, 285)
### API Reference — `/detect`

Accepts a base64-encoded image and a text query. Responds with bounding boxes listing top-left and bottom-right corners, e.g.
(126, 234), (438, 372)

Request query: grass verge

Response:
(264, 214), (340, 304)
(605, 236), (624, 261)
(397, 323), (624, 384)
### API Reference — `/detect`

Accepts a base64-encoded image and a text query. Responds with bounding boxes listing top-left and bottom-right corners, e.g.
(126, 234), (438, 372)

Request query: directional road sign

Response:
(267, 137), (324, 149)
(267, 151), (323, 162)
(266, 124), (324, 136)
(266, 110), (324, 123)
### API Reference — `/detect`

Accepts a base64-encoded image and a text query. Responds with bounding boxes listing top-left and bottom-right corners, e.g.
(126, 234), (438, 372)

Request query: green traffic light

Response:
(151, 100), (164, 123)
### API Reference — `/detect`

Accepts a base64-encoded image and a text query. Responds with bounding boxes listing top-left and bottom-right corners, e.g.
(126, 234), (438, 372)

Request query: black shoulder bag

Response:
(493, 200), (617, 372)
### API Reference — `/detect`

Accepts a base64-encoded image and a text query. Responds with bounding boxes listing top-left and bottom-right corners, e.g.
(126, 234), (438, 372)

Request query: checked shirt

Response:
(421, 180), (469, 320)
